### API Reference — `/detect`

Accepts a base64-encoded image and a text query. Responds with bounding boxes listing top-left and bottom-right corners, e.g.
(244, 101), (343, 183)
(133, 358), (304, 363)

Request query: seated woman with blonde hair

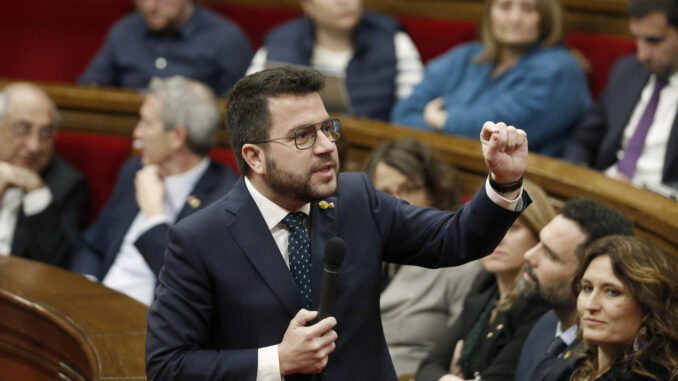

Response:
(415, 180), (554, 381)
(565, 236), (678, 381)
(391, 0), (590, 156)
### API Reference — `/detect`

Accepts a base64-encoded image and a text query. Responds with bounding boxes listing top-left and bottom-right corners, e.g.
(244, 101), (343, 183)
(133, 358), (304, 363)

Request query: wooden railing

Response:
(0, 256), (147, 381)
(3, 79), (674, 257)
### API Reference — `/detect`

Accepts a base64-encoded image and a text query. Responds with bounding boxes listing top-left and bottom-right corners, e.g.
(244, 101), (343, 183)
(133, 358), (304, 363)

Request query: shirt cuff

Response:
(130, 214), (169, 242)
(485, 178), (523, 211)
(257, 344), (283, 381)
(23, 186), (53, 216)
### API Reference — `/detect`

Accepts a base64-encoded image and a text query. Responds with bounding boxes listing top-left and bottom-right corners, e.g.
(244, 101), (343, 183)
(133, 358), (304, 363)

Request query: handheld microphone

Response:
(317, 237), (345, 320)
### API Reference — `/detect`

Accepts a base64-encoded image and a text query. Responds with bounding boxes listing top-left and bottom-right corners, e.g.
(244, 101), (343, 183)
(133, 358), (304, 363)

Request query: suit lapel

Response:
(309, 195), (338, 310)
(544, 341), (579, 381)
(610, 68), (650, 150)
(176, 161), (221, 219)
(663, 112), (678, 183)
(223, 179), (303, 317)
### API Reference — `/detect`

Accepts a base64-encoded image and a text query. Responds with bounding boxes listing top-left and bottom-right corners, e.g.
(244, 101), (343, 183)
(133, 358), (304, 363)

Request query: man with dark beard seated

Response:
(513, 198), (633, 381)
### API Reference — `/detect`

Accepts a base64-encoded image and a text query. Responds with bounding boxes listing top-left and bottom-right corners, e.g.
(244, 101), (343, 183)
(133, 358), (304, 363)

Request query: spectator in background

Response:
(391, 0), (591, 157)
(70, 76), (237, 305)
(564, 0), (678, 196)
(565, 236), (678, 381)
(246, 0), (423, 121)
(0, 83), (88, 268)
(513, 198), (633, 381)
(79, 0), (252, 95)
(362, 138), (482, 376)
(416, 180), (554, 381)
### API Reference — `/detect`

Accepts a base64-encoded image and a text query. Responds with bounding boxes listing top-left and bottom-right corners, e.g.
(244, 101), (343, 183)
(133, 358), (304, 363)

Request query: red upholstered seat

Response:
(567, 32), (637, 99)
(399, 17), (478, 63)
(209, 147), (240, 176)
(54, 131), (132, 223)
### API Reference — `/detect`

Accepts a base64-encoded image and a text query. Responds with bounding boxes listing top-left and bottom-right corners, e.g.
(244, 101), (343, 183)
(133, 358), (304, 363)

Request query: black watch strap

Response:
(489, 173), (524, 193)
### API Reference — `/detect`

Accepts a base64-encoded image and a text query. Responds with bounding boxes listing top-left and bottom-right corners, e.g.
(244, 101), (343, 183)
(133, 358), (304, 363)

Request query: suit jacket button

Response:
(496, 324), (504, 330)
(486, 332), (494, 339)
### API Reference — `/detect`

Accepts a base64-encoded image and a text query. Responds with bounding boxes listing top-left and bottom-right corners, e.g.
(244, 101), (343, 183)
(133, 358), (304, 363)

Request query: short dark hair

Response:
(226, 67), (325, 175)
(560, 198), (634, 260)
(627, 0), (678, 29)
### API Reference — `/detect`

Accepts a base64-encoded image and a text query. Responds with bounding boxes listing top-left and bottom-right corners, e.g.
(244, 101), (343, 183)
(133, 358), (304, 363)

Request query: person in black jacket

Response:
(0, 83), (87, 268)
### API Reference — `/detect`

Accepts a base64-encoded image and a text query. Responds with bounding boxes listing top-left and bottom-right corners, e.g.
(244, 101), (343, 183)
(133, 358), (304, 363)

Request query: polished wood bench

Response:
(9, 80), (675, 257)
(0, 256), (148, 381)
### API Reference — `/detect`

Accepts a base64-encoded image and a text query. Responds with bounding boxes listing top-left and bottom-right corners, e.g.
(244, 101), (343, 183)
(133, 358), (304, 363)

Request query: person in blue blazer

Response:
(391, 0), (591, 157)
(145, 67), (532, 380)
(70, 76), (237, 305)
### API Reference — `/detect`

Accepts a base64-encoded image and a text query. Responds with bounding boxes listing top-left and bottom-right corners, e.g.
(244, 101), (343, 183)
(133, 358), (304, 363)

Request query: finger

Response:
(315, 330), (338, 354)
(516, 129), (527, 149)
(452, 340), (464, 364)
(292, 309), (318, 327)
(506, 125), (517, 152)
(433, 97), (444, 108)
(494, 123), (506, 152)
(308, 316), (337, 337)
(480, 121), (498, 142)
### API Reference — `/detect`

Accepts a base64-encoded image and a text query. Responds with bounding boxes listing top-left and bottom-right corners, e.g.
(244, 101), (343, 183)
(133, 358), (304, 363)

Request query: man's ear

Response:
(242, 143), (266, 175)
(170, 125), (188, 151)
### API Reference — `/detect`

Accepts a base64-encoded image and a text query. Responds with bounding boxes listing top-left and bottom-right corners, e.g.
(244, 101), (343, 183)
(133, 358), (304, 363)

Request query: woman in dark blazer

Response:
(416, 182), (553, 381)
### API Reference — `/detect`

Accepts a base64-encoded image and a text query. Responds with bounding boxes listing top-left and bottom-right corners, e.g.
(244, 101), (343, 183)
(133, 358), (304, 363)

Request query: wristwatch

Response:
(489, 173), (524, 193)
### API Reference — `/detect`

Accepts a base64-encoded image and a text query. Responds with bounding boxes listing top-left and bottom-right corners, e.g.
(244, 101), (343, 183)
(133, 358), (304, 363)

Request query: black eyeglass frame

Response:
(250, 119), (341, 150)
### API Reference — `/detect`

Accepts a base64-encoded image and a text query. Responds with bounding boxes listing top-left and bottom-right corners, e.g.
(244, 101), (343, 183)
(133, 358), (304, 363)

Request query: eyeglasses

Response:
(251, 119), (341, 150)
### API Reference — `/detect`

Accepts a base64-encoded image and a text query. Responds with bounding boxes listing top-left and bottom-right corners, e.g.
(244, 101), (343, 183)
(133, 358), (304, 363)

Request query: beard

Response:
(518, 263), (575, 311)
(264, 155), (338, 203)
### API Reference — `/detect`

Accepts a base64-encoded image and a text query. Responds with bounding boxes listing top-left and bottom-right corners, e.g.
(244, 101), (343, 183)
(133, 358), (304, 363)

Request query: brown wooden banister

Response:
(0, 256), (148, 381)
(2, 79), (676, 257)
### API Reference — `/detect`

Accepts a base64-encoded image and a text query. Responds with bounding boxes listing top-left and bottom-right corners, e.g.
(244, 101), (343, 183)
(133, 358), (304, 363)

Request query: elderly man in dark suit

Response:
(0, 83), (87, 268)
(146, 67), (533, 381)
(564, 0), (678, 195)
(513, 198), (633, 381)
(70, 76), (237, 305)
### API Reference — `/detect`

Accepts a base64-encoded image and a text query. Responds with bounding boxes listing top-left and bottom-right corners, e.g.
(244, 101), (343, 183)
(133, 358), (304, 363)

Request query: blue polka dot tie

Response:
(282, 212), (312, 310)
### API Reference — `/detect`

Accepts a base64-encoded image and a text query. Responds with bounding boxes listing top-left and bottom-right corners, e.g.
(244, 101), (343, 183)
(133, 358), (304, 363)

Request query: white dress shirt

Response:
(0, 186), (52, 255)
(102, 159), (209, 305)
(606, 72), (678, 188)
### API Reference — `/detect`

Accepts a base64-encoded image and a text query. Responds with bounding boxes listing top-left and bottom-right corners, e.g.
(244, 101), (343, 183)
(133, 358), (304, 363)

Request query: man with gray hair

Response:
(0, 82), (88, 268)
(71, 76), (238, 305)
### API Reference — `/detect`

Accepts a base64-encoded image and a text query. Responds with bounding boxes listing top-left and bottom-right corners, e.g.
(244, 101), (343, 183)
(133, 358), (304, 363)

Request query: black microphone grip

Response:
(316, 237), (345, 320)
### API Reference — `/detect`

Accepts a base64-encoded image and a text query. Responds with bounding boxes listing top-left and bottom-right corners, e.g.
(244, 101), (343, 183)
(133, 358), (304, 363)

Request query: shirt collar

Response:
(244, 176), (311, 232)
(653, 71), (678, 90)
(163, 157), (210, 215)
(555, 320), (578, 346)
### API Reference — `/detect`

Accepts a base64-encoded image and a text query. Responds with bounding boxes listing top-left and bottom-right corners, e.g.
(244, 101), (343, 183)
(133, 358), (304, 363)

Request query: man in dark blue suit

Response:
(0, 82), (88, 268)
(564, 0), (678, 195)
(70, 76), (237, 305)
(146, 67), (531, 380)
(514, 199), (633, 381)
